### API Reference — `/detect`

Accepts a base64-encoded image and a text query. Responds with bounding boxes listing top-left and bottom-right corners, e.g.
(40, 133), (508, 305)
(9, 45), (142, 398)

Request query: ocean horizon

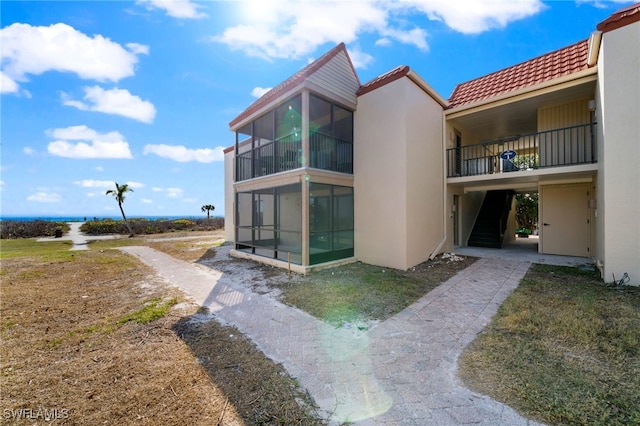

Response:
(0, 215), (216, 222)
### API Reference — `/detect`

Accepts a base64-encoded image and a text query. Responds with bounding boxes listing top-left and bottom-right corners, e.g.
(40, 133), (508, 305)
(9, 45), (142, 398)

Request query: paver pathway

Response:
(37, 222), (120, 250)
(120, 245), (543, 425)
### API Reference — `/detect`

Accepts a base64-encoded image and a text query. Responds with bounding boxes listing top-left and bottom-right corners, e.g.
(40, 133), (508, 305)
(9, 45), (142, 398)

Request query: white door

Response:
(540, 184), (590, 257)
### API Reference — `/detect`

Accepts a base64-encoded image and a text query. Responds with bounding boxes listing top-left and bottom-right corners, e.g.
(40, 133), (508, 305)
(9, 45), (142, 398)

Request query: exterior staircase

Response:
(468, 190), (515, 248)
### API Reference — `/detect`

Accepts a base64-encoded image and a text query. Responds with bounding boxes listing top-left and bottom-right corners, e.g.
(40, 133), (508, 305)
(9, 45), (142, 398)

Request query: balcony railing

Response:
(236, 133), (353, 181)
(310, 133), (353, 174)
(446, 123), (597, 178)
(236, 133), (302, 181)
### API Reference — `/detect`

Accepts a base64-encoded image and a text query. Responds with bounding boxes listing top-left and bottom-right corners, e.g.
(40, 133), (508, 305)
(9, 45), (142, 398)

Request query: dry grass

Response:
(458, 264), (640, 425)
(0, 236), (324, 425)
(260, 255), (476, 329)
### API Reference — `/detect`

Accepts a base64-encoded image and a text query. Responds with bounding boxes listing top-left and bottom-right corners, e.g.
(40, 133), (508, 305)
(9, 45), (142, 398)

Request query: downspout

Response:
(429, 109), (449, 259)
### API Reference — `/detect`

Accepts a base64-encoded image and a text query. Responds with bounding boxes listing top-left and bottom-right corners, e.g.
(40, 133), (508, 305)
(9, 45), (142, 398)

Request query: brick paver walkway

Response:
(120, 246), (542, 425)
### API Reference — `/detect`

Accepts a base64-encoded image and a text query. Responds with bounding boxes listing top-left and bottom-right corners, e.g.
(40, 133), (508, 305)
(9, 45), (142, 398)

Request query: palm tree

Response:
(106, 182), (134, 237)
(201, 204), (215, 220)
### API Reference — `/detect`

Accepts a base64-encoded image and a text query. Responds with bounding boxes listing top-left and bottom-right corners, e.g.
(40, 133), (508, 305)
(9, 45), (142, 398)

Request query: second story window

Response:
(309, 94), (353, 174)
(235, 95), (302, 181)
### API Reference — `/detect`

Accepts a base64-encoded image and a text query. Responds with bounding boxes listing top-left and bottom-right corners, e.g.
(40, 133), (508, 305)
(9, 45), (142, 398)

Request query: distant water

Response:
(0, 216), (206, 222)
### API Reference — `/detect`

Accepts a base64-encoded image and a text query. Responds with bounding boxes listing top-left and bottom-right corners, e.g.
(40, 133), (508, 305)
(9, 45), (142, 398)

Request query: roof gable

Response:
(447, 39), (591, 108)
(229, 43), (360, 129)
(357, 65), (411, 97)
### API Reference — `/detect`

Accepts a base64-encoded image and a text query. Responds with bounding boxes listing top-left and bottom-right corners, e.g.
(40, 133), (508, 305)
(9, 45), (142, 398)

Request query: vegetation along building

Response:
(223, 3), (639, 285)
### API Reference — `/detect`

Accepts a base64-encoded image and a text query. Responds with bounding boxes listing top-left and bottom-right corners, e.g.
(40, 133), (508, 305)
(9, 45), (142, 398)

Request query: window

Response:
(235, 184), (302, 264)
(235, 95), (302, 180)
(309, 94), (353, 174)
(309, 183), (354, 264)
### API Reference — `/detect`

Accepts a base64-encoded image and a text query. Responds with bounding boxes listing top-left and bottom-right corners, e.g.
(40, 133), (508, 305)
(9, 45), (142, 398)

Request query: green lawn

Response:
(459, 264), (640, 425)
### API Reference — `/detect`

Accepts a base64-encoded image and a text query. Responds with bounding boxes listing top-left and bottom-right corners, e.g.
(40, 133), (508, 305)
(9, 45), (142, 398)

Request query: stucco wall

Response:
(354, 80), (408, 269)
(354, 77), (444, 270)
(597, 21), (640, 285)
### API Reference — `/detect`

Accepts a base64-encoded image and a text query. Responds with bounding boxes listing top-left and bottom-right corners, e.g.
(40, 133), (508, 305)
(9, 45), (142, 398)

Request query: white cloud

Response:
(1, 71), (19, 94)
(74, 179), (118, 189)
(62, 86), (156, 123)
(403, 0), (545, 34)
(27, 191), (61, 203)
(96, 166), (104, 172)
(576, 0), (631, 7)
(0, 23), (147, 91)
(212, 2), (389, 61)
(347, 47), (375, 69)
(143, 144), (225, 163)
(182, 198), (198, 204)
(0, 180), (4, 190)
(213, 1), (546, 61)
(46, 125), (133, 159)
(137, 0), (207, 19)
(75, 179), (144, 190)
(141, 198), (153, 203)
(166, 187), (183, 198)
(151, 187), (183, 197)
(23, 147), (35, 155)
(251, 86), (272, 98)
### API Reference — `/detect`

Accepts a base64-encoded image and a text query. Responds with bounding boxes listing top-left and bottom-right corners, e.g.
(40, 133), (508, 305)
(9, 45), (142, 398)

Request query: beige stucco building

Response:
(224, 4), (640, 285)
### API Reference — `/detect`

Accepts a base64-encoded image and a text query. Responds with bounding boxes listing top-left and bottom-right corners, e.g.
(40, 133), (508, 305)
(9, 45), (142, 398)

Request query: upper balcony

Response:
(446, 122), (597, 178)
(234, 93), (353, 183)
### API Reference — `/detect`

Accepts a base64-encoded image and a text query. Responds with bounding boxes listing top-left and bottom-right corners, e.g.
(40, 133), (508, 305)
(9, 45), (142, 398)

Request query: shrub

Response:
(0, 221), (71, 239)
(79, 217), (224, 235)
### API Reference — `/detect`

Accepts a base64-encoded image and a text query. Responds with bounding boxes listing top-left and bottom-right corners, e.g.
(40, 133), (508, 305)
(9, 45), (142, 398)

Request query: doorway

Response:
(540, 183), (590, 257)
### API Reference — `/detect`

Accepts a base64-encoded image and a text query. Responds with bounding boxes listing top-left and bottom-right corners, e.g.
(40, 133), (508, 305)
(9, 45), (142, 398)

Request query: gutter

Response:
(587, 31), (602, 66)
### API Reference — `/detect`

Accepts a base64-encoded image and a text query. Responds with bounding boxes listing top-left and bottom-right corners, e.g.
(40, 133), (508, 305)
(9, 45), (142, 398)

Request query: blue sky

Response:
(0, 0), (632, 218)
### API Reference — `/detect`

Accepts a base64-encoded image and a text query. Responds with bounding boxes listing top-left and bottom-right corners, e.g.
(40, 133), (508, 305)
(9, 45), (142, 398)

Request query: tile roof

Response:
(229, 42), (357, 129)
(357, 65), (410, 97)
(597, 2), (640, 33)
(447, 39), (591, 108)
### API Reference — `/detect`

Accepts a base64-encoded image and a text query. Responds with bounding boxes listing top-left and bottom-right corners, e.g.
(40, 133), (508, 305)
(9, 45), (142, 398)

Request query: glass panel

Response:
(333, 188), (354, 229)
(276, 183), (301, 264)
(333, 230), (354, 250)
(236, 227), (252, 246)
(310, 184), (331, 232)
(275, 95), (302, 140)
(254, 190), (274, 227)
(236, 123), (252, 154)
(253, 111), (274, 147)
(308, 183), (354, 265)
(237, 192), (253, 227)
(334, 105), (353, 143)
(309, 95), (331, 136)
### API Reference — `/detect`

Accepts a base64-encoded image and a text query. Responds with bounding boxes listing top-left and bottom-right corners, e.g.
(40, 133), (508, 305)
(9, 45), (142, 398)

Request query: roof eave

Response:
(229, 84), (303, 132)
(445, 67), (597, 116)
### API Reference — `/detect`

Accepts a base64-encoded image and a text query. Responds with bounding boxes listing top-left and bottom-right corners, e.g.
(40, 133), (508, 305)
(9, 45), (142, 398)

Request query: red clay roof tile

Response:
(598, 2), (640, 32)
(357, 65), (411, 97)
(447, 39), (591, 108)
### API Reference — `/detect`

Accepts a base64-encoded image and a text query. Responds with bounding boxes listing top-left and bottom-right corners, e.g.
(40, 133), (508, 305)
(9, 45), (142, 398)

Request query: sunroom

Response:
(231, 90), (356, 272)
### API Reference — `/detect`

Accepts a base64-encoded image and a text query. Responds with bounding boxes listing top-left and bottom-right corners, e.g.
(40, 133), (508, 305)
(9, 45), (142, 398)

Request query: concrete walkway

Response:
(37, 222), (121, 250)
(120, 245), (544, 425)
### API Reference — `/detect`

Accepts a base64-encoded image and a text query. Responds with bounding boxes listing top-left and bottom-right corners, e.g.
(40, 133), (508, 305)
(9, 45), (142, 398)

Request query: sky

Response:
(0, 0), (633, 218)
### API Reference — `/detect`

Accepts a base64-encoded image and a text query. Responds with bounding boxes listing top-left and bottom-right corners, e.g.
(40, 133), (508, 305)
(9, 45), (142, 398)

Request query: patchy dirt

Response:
(0, 234), (324, 425)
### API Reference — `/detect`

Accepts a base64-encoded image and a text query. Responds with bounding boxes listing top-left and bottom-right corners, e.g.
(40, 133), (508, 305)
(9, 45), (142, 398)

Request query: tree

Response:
(515, 192), (538, 232)
(106, 182), (134, 237)
(201, 204), (215, 220)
